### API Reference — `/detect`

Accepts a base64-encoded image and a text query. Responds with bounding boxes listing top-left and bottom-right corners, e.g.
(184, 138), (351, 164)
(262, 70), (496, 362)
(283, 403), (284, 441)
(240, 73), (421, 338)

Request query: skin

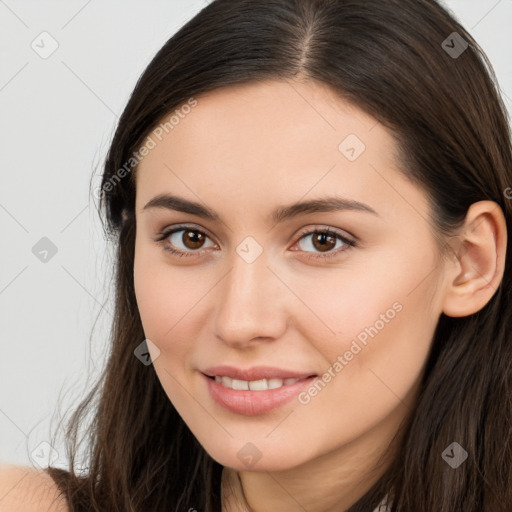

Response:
(132, 79), (507, 511)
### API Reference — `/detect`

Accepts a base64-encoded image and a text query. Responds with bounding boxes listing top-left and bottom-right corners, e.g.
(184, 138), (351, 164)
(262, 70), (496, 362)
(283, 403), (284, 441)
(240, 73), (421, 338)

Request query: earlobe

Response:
(441, 201), (507, 318)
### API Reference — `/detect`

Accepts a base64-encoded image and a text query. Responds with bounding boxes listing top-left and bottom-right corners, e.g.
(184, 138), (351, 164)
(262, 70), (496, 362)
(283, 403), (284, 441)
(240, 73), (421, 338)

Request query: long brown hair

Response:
(46, 0), (512, 510)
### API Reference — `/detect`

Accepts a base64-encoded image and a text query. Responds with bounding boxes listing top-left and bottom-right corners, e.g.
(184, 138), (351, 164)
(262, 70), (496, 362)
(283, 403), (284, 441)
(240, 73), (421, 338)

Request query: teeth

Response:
(213, 376), (301, 391)
(232, 378), (249, 390)
(268, 378), (283, 389)
(248, 378), (267, 391)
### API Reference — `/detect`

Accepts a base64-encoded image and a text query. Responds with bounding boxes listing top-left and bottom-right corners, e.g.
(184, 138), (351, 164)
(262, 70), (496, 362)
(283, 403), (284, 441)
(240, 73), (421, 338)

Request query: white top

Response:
(373, 495), (392, 511)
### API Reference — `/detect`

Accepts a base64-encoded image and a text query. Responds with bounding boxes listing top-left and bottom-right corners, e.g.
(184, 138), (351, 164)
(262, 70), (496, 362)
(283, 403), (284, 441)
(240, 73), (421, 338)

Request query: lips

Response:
(200, 365), (318, 415)
(203, 372), (317, 415)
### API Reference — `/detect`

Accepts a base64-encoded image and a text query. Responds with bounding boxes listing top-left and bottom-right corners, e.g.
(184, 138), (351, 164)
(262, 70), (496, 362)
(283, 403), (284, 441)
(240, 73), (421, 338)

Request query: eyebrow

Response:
(142, 193), (379, 224)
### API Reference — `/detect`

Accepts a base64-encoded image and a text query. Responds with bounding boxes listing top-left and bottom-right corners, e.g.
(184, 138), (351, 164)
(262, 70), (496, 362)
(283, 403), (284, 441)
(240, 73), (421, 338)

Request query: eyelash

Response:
(154, 224), (356, 261)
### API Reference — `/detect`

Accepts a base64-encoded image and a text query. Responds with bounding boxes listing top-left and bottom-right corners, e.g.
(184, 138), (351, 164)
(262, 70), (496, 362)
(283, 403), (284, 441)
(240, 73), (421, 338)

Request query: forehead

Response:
(134, 79), (423, 221)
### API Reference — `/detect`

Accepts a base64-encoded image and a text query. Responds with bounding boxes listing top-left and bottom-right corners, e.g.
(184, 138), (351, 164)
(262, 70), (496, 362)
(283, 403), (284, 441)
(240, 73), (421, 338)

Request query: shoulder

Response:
(0, 465), (69, 512)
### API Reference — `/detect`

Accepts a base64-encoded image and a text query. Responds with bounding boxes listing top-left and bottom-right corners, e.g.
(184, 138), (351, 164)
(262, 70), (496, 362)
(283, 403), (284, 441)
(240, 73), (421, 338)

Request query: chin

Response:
(203, 441), (309, 473)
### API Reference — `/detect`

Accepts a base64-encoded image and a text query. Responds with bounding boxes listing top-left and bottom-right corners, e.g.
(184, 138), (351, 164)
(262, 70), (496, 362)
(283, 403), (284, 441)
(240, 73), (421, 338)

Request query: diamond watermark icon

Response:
(338, 134), (366, 161)
(32, 237), (58, 263)
(236, 236), (263, 264)
(30, 441), (59, 469)
(237, 442), (262, 469)
(31, 31), (59, 59)
(441, 441), (468, 469)
(134, 338), (161, 365)
(441, 32), (468, 59)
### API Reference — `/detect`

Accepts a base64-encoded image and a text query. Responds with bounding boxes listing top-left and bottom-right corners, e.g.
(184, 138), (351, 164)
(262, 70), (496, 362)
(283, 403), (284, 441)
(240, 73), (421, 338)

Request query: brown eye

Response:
(181, 230), (206, 249)
(311, 232), (337, 252)
(156, 225), (355, 260)
(157, 226), (216, 257)
(293, 228), (356, 260)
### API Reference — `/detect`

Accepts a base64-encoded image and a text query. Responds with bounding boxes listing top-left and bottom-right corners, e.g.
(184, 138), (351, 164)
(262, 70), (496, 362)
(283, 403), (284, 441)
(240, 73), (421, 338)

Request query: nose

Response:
(212, 249), (288, 349)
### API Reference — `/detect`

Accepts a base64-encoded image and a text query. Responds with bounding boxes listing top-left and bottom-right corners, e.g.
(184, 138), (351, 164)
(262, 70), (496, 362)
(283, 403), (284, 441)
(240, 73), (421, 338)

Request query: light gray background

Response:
(1, 0), (511, 469)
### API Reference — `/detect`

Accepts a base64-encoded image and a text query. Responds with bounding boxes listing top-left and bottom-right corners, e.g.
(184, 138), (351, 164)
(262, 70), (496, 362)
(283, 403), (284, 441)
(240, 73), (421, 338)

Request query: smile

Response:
(203, 373), (318, 416)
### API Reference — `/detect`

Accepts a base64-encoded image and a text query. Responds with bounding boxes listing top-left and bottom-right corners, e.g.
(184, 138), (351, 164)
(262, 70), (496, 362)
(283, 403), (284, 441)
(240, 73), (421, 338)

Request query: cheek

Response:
(133, 246), (183, 344)
(133, 251), (200, 409)
(293, 294), (436, 448)
(133, 247), (212, 362)
(289, 243), (437, 350)
(296, 243), (440, 405)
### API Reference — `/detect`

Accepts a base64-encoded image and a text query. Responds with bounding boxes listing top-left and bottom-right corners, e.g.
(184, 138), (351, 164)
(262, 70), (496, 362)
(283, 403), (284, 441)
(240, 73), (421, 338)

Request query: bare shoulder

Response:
(0, 465), (69, 512)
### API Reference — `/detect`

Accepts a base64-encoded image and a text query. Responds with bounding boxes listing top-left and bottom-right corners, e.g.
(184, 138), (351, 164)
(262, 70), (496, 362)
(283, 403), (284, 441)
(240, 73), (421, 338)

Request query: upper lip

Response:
(201, 365), (317, 381)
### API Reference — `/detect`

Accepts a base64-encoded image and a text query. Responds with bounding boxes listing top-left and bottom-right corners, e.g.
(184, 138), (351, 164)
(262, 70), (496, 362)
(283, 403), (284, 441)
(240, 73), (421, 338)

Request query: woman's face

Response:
(133, 79), (450, 472)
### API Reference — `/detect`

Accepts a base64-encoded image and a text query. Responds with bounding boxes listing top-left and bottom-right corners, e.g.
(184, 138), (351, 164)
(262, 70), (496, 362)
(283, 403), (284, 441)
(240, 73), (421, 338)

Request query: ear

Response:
(442, 201), (507, 318)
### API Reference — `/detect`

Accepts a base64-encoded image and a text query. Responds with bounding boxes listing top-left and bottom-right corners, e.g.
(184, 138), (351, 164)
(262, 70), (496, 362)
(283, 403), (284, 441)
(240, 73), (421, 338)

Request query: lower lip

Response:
(203, 373), (317, 416)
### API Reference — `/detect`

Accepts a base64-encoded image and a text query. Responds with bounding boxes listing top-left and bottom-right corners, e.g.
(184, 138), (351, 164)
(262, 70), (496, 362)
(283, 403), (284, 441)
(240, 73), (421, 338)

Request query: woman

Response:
(3, 0), (511, 510)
